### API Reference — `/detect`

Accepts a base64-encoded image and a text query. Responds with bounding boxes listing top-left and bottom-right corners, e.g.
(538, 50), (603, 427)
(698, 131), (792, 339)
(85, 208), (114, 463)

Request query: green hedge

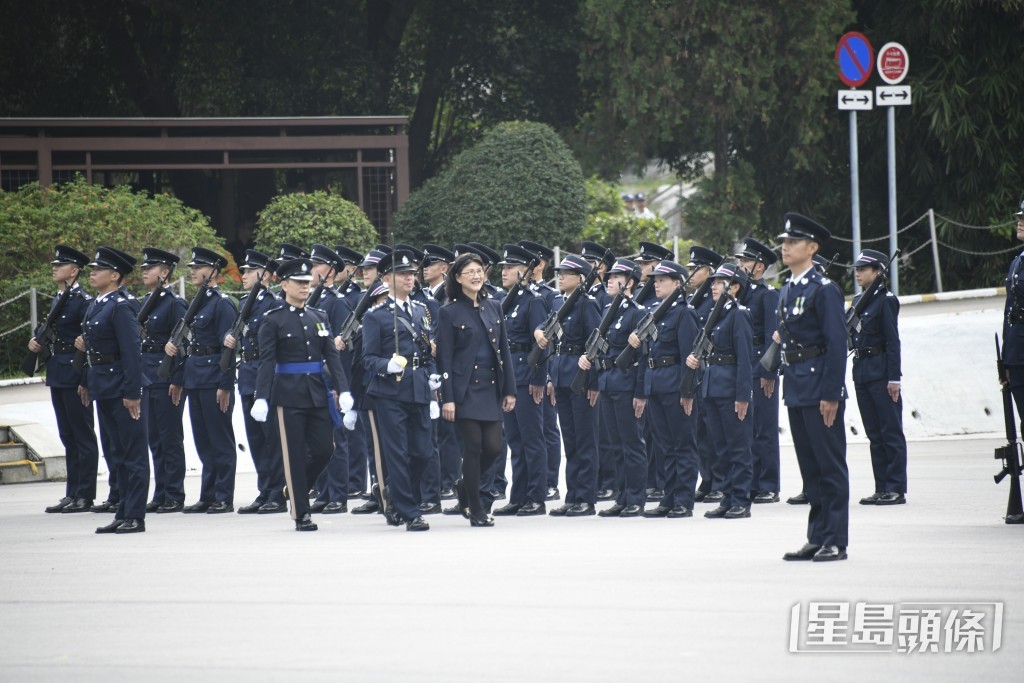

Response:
(253, 190), (378, 257)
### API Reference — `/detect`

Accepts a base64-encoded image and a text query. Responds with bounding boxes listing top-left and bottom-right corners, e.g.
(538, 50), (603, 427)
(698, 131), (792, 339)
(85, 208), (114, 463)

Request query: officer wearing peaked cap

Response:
(38, 245), (101, 515)
(332, 245), (365, 299)
(422, 244), (455, 306)
(734, 238), (783, 504)
(775, 213), (850, 562)
(581, 241), (614, 307)
(276, 243), (309, 265)
(1003, 193), (1024, 491)
(137, 248), (189, 514)
(634, 242), (674, 306)
(80, 247), (149, 534)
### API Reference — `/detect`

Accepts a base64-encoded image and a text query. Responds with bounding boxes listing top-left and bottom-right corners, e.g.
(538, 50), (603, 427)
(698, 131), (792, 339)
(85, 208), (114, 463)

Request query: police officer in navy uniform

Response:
(634, 242), (674, 307)
(422, 244), (454, 306)
(79, 247), (149, 534)
(251, 258), (352, 531)
(333, 245), (364, 299)
(583, 258), (648, 517)
(461, 243), (506, 303)
(734, 238), (782, 504)
(165, 247), (239, 514)
(850, 249), (907, 506)
(536, 253), (603, 516)
(631, 261), (700, 519)
(774, 214), (850, 562)
(581, 240), (613, 307)
(686, 263), (755, 519)
(137, 248), (188, 513)
(223, 249), (287, 514)
(491, 244), (549, 516)
(37, 246), (100, 514)
(361, 249), (437, 531)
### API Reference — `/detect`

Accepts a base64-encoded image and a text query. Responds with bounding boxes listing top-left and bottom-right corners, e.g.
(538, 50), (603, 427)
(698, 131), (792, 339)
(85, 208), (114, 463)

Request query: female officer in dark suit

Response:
(437, 253), (516, 527)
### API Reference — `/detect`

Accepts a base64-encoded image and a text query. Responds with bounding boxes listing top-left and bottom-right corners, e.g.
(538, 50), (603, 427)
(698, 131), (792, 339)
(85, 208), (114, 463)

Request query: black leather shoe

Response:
(95, 519), (124, 534)
(351, 499), (379, 514)
(694, 490), (708, 503)
(470, 513), (494, 527)
(439, 487), (456, 500)
(704, 505), (729, 518)
(599, 503), (625, 517)
(489, 490), (506, 501)
(812, 545), (848, 562)
(782, 543), (822, 561)
(115, 518), (145, 534)
(442, 505), (464, 515)
(145, 500), (162, 513)
(859, 492), (882, 505)
(646, 489), (665, 502)
(308, 488), (319, 499)
(548, 503), (573, 517)
(383, 504), (403, 527)
(309, 500), (329, 514)
(786, 492), (809, 505)
(643, 506), (671, 518)
(156, 500), (184, 513)
(348, 490), (369, 500)
(323, 502), (348, 514)
(545, 487), (560, 501)
(206, 502), (233, 514)
(418, 502), (441, 515)
(183, 501), (210, 514)
(90, 500), (117, 513)
(516, 501), (546, 516)
(753, 491), (780, 504)
(237, 500), (265, 514)
(406, 516), (430, 531)
(46, 497), (73, 513)
(453, 480), (470, 519)
(257, 501), (287, 514)
(724, 505), (751, 519)
(295, 513), (318, 531)
(566, 503), (595, 517)
(596, 489), (617, 501)
(493, 503), (522, 516)
(620, 504), (644, 517)
(62, 498), (93, 513)
(667, 506), (693, 518)
(703, 491), (725, 503)
(875, 492), (906, 506)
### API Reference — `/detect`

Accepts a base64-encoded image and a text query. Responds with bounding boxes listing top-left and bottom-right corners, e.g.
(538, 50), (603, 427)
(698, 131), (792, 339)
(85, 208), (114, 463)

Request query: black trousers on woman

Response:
(456, 418), (503, 517)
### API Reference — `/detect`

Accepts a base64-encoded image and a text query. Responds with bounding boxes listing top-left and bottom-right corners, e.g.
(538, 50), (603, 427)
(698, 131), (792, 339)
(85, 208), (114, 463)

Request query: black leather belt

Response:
(594, 358), (615, 371)
(852, 346), (885, 359)
(554, 344), (584, 355)
(141, 343), (164, 354)
(409, 355), (422, 370)
(706, 353), (737, 365)
(752, 335), (765, 346)
(782, 345), (825, 365)
(648, 355), (680, 368)
(241, 349), (260, 362)
(87, 351), (120, 365)
(53, 341), (77, 353)
(509, 342), (533, 353)
(189, 346), (220, 356)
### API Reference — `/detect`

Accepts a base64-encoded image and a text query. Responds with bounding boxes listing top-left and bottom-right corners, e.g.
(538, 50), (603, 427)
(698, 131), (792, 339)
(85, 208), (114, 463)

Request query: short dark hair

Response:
(445, 253), (488, 303)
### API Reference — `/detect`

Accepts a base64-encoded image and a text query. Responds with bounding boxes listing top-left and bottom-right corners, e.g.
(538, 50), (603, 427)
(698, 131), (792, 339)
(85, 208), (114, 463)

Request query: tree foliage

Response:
(579, 177), (668, 257)
(253, 191), (378, 258)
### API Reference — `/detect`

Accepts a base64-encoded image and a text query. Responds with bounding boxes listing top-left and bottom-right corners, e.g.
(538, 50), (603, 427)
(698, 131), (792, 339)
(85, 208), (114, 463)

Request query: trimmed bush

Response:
(254, 191), (377, 257)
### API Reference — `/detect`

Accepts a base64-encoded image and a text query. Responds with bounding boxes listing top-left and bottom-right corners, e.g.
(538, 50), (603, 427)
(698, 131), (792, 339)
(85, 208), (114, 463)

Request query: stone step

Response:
(0, 459), (46, 484)
(0, 442), (28, 463)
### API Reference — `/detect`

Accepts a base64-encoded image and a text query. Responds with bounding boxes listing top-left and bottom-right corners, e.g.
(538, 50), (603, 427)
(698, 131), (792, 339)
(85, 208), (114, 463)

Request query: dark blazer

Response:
(850, 285), (901, 385)
(139, 286), (187, 388)
(80, 290), (143, 401)
(183, 288), (237, 391)
(642, 297), (699, 397)
(362, 297), (435, 404)
(437, 297), (515, 406)
(743, 278), (780, 380)
(699, 301), (754, 402)
(44, 284), (92, 389)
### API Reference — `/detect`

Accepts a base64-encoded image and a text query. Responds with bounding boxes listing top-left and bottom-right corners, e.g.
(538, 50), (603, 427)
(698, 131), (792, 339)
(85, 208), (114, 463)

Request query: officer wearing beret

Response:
(137, 248), (188, 514)
(80, 248), (149, 534)
(537, 254), (603, 516)
(518, 240), (563, 502)
(361, 249), (437, 531)
(223, 250), (286, 514)
(165, 247), (238, 514)
(775, 214), (850, 562)
(735, 238), (782, 504)
(850, 249), (907, 506)
(631, 261), (700, 519)
(251, 258), (352, 531)
(38, 246), (100, 514)
(686, 263), (754, 519)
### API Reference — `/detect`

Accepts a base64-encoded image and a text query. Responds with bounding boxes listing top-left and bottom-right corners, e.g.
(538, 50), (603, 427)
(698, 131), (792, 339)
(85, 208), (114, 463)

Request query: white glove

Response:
(343, 410), (358, 431)
(429, 400), (440, 420)
(387, 359), (405, 374)
(338, 391), (354, 413)
(428, 374), (442, 390)
(250, 398), (269, 423)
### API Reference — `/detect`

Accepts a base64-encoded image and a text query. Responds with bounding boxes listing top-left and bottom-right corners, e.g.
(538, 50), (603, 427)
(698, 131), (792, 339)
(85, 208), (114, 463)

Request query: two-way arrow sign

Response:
(838, 89), (874, 111)
(876, 85), (912, 106)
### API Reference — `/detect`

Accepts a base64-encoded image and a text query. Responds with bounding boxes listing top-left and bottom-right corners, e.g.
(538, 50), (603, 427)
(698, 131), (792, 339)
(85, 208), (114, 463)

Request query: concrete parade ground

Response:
(1, 435), (1022, 682)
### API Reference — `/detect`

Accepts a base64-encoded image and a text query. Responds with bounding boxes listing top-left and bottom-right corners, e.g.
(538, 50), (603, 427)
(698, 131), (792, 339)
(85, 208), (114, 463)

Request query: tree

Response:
(253, 191), (378, 258)
(579, 177), (668, 257)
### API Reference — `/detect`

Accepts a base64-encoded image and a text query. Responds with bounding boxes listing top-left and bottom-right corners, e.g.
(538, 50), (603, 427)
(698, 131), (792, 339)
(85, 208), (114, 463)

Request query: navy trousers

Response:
(275, 405), (333, 520)
(187, 388), (236, 505)
(596, 403), (617, 492)
(750, 379), (781, 493)
(504, 383), (547, 505)
(418, 425), (443, 505)
(314, 424), (350, 504)
(789, 403), (849, 548)
(644, 413), (664, 491)
(51, 387), (100, 500)
(240, 393), (285, 505)
(146, 385), (186, 503)
(554, 387), (599, 505)
(372, 399), (432, 522)
(95, 398), (149, 520)
(96, 415), (120, 503)
(347, 411), (370, 493)
(702, 397), (754, 509)
(647, 392), (698, 509)
(543, 396), (562, 489)
(855, 381), (907, 494)
(601, 390), (647, 507)
(695, 395), (728, 493)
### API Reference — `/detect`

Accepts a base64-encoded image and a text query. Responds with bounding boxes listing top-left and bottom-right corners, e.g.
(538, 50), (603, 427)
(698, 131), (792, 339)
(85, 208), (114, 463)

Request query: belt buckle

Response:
(647, 358), (655, 368)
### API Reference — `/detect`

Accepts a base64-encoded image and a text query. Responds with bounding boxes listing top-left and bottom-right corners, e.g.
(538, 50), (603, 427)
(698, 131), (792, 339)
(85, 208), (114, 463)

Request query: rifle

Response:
(136, 274), (170, 329)
(501, 257), (540, 316)
(527, 266), (600, 369)
(219, 279), (267, 373)
(157, 274), (213, 381)
(21, 274), (79, 377)
(687, 273), (713, 309)
(845, 250), (901, 339)
(994, 334), (1024, 524)
(570, 290), (626, 394)
(305, 267), (336, 308)
(613, 275), (691, 372)
(679, 267), (741, 395)
(336, 279), (383, 348)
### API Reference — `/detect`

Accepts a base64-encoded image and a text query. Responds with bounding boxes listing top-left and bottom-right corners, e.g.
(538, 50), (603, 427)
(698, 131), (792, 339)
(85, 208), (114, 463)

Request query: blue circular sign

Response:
(836, 32), (874, 88)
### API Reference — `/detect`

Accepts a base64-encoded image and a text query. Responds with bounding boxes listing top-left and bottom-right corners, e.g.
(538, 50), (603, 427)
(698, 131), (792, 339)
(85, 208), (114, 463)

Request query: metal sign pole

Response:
(886, 106), (899, 295)
(850, 110), (862, 294)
